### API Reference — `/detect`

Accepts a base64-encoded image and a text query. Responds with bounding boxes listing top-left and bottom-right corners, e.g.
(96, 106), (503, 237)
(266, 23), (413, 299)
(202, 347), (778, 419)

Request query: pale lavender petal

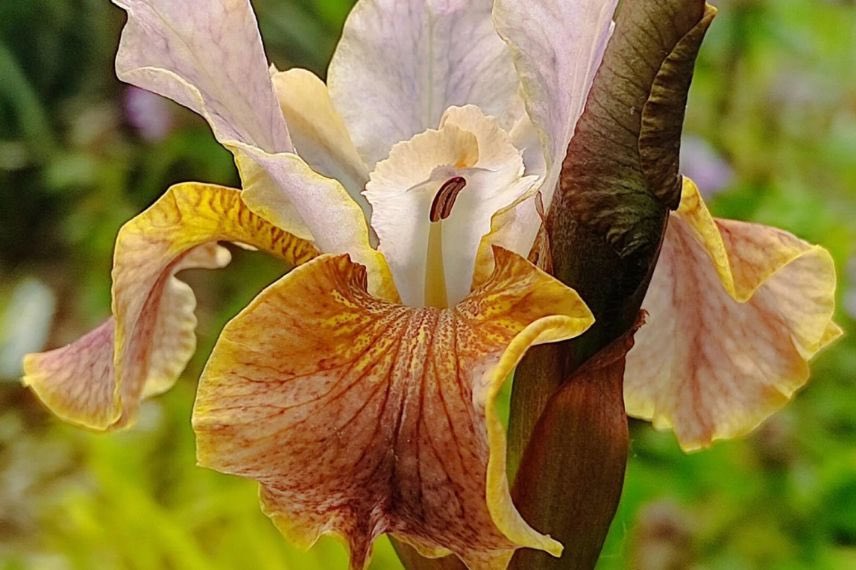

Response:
(493, 0), (618, 208)
(328, 0), (524, 169)
(113, 0), (291, 152)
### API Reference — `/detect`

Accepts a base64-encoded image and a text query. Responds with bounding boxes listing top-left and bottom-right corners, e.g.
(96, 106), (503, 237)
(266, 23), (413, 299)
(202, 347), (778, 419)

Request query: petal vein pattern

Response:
(23, 184), (318, 430)
(114, 0), (292, 153)
(625, 179), (840, 450)
(328, 0), (524, 169)
(193, 248), (594, 570)
(112, 0), (379, 271)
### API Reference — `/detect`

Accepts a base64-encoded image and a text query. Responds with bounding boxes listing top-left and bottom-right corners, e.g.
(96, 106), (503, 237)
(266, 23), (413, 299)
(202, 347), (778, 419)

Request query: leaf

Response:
(509, 3), (717, 570)
(547, 1), (717, 323)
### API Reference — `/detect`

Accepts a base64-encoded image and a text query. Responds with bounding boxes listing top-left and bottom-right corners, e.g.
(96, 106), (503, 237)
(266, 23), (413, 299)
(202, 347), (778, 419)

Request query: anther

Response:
(429, 176), (467, 223)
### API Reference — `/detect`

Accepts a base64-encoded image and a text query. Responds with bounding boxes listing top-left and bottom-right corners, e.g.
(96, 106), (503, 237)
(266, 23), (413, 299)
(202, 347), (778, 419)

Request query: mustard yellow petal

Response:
(625, 178), (840, 450)
(193, 247), (593, 569)
(23, 183), (318, 430)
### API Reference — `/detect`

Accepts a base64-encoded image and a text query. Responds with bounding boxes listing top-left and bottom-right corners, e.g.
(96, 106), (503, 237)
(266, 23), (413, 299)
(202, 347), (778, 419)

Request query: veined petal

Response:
(193, 247), (594, 570)
(23, 184), (318, 430)
(271, 68), (371, 218)
(111, 0), (370, 257)
(625, 179), (840, 450)
(114, 0), (291, 153)
(237, 147), (397, 301)
(328, 0), (524, 169)
(493, 0), (617, 210)
(365, 105), (535, 306)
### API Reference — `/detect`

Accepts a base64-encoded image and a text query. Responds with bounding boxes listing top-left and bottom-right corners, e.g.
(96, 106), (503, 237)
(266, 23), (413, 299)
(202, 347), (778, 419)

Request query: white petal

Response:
(493, 0), (617, 208)
(236, 147), (396, 300)
(271, 68), (371, 218)
(467, 111), (551, 287)
(472, 196), (543, 287)
(112, 0), (379, 260)
(114, 0), (291, 153)
(328, 0), (524, 169)
(442, 174), (538, 304)
(365, 106), (533, 306)
(510, 113), (548, 179)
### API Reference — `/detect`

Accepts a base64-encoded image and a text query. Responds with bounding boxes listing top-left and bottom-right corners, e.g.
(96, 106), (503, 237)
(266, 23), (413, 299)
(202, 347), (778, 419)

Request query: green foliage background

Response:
(0, 0), (854, 568)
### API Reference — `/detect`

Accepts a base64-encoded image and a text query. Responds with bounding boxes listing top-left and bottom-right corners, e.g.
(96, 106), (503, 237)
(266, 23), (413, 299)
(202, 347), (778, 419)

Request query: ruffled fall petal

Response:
(365, 105), (536, 306)
(625, 179), (840, 450)
(193, 247), (594, 569)
(23, 184), (318, 430)
(271, 68), (371, 218)
(328, 0), (524, 170)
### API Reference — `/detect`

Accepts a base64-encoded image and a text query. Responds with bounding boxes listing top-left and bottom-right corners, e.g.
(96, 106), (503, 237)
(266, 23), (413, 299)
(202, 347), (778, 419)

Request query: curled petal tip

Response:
(22, 321), (120, 430)
(24, 183), (318, 431)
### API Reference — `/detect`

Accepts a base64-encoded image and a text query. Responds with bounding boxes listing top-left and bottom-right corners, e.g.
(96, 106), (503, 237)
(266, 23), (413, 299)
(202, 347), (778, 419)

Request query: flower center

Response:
(425, 176), (468, 308)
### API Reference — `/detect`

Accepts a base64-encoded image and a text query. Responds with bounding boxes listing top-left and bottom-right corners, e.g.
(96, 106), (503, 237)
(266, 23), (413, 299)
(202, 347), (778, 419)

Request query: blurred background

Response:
(1, 0), (854, 568)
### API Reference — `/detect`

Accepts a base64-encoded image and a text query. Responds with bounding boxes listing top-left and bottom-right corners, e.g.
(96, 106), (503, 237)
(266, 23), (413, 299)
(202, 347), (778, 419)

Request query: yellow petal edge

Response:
(625, 177), (841, 450)
(23, 183), (318, 430)
(193, 247), (593, 569)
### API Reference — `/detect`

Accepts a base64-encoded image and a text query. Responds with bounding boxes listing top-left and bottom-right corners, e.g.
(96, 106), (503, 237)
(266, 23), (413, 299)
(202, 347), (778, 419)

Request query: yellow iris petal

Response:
(193, 247), (593, 569)
(23, 183), (318, 430)
(271, 67), (371, 211)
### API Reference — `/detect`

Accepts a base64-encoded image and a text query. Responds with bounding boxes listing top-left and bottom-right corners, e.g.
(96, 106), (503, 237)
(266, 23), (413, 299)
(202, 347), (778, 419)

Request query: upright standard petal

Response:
(23, 184), (318, 430)
(486, 0), (617, 273)
(493, 0), (617, 208)
(194, 248), (594, 570)
(112, 0), (377, 272)
(365, 105), (536, 307)
(114, 0), (291, 153)
(328, 0), (524, 169)
(625, 179), (840, 450)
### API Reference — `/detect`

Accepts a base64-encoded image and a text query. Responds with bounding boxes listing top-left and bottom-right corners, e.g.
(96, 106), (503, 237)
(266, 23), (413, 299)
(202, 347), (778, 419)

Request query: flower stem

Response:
(509, 324), (640, 570)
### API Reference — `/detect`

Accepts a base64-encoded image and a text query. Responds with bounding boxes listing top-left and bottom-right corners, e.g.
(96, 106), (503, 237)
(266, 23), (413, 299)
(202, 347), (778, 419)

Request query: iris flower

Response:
(23, 0), (838, 568)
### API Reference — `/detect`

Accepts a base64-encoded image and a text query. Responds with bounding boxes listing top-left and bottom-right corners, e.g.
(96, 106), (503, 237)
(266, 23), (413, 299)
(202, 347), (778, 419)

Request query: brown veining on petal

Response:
(625, 182), (839, 449)
(194, 249), (594, 569)
(24, 183), (319, 430)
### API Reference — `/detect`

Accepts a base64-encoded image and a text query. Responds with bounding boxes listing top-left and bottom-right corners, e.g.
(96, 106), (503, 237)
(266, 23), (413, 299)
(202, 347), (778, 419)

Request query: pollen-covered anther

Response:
(429, 176), (468, 222)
